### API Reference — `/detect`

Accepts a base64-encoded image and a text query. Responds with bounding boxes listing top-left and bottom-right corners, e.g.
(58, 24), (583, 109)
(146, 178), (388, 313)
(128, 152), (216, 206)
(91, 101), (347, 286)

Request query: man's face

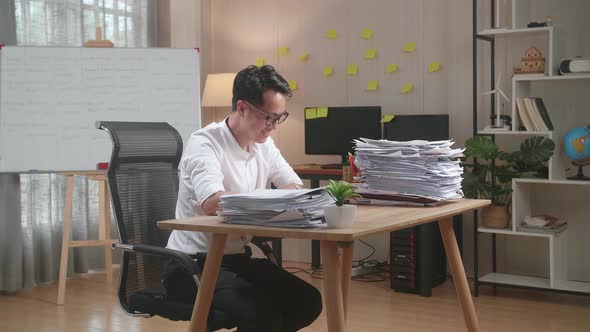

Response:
(240, 90), (288, 144)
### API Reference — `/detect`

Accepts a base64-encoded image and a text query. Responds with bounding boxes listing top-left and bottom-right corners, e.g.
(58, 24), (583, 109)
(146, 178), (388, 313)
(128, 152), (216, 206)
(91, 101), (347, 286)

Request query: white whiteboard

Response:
(0, 46), (201, 172)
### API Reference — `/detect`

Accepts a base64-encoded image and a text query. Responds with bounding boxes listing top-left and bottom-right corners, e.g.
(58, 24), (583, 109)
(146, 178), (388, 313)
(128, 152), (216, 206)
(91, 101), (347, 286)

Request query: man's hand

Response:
(202, 191), (231, 215)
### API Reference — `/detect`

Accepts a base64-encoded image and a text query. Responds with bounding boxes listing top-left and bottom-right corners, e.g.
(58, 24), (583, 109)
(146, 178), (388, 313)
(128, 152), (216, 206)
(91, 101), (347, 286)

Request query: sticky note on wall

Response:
(298, 53), (310, 62)
(361, 28), (374, 40)
(365, 48), (377, 59)
(402, 83), (414, 94)
(347, 64), (358, 76)
(255, 58), (265, 67)
(386, 64), (398, 73)
(317, 107), (328, 118)
(326, 29), (338, 39)
(428, 61), (441, 72)
(366, 80), (378, 91)
(288, 80), (297, 91)
(381, 115), (395, 123)
(402, 42), (416, 52)
(323, 66), (333, 77)
(278, 46), (289, 56)
(305, 108), (317, 119)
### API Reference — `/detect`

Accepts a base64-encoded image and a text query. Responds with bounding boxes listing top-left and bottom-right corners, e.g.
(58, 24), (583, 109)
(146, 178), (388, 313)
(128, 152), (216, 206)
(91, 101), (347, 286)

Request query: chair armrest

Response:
(113, 243), (200, 276)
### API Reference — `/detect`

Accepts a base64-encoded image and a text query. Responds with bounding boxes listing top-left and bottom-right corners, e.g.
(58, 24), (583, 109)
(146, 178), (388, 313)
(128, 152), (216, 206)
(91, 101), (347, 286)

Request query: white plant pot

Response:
(324, 205), (357, 228)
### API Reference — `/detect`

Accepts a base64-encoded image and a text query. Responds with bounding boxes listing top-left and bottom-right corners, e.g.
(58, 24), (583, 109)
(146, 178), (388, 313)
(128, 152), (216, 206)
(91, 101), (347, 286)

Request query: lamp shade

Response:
(201, 73), (237, 107)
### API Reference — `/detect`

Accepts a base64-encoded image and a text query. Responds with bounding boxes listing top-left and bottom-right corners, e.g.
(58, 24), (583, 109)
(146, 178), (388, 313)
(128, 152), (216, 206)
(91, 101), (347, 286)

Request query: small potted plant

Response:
(462, 135), (555, 228)
(324, 180), (359, 228)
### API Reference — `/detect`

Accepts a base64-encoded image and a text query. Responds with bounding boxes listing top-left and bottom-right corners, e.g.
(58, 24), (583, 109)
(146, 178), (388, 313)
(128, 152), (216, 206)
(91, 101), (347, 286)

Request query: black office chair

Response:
(97, 121), (276, 331)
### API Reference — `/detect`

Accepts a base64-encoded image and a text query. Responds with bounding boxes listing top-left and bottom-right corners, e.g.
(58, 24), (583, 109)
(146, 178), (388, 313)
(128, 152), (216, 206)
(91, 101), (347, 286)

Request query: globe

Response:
(563, 126), (590, 162)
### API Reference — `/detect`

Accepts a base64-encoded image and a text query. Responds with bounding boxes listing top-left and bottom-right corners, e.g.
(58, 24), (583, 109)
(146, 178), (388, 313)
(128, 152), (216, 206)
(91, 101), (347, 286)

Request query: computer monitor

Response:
(383, 114), (449, 141)
(304, 106), (382, 159)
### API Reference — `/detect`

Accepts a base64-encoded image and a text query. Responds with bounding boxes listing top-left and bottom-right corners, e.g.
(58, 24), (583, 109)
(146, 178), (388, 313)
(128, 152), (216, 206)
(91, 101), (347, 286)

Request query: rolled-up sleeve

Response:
(181, 139), (226, 206)
(267, 141), (303, 188)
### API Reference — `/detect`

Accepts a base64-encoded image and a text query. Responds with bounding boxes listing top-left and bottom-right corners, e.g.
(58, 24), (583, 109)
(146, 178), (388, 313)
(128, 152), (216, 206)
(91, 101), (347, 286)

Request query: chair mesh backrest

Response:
(98, 121), (183, 313)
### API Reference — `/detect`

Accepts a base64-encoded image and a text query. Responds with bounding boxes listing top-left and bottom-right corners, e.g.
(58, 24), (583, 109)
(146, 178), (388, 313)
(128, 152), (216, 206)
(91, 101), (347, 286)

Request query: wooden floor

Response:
(1, 263), (589, 332)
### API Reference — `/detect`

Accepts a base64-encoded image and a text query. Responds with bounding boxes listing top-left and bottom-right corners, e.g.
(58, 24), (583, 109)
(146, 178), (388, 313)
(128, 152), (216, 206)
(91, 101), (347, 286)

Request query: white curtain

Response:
(14, 0), (151, 47)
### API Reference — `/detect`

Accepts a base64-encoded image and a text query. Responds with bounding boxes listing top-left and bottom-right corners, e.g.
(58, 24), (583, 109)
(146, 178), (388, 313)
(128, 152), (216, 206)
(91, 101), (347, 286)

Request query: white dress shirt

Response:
(166, 119), (303, 254)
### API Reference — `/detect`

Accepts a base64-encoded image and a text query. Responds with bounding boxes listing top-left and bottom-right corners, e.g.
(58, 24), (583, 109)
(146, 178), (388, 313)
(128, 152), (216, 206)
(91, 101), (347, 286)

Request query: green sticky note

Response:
(386, 63), (398, 73)
(305, 108), (317, 120)
(347, 64), (358, 76)
(288, 80), (297, 91)
(317, 107), (328, 118)
(361, 28), (374, 40)
(366, 80), (378, 91)
(323, 66), (333, 77)
(428, 61), (441, 72)
(381, 115), (395, 123)
(402, 42), (416, 52)
(365, 48), (377, 59)
(278, 46), (289, 56)
(298, 53), (310, 62)
(326, 29), (338, 39)
(255, 58), (265, 67)
(402, 83), (414, 94)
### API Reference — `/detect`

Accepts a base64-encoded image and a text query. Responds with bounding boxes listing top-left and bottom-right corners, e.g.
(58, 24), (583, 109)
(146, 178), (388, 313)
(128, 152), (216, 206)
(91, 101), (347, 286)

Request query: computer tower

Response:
(390, 222), (447, 297)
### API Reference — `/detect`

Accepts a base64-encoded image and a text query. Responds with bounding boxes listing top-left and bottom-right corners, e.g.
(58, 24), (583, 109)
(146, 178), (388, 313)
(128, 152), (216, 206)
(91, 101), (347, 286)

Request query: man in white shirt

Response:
(164, 65), (322, 331)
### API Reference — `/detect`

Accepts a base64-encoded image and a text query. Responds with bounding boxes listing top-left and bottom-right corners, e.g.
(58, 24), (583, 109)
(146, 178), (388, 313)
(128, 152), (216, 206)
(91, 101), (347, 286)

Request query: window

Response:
(15, 0), (150, 47)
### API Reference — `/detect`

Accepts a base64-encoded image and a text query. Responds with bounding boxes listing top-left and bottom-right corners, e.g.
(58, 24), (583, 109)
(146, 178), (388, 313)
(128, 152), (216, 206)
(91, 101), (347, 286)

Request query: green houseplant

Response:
(462, 135), (555, 228)
(324, 180), (359, 228)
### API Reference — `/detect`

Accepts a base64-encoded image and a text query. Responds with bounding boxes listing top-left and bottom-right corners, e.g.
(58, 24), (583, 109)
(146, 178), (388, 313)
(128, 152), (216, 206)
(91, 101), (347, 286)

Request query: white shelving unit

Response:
(474, 0), (590, 295)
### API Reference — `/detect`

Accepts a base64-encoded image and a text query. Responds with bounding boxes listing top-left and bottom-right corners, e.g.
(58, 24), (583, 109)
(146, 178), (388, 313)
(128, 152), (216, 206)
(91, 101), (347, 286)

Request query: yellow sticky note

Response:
(366, 80), (378, 91)
(305, 108), (317, 120)
(323, 66), (333, 77)
(361, 28), (374, 40)
(317, 107), (328, 118)
(288, 80), (297, 91)
(365, 48), (377, 59)
(298, 53), (310, 62)
(428, 61), (441, 73)
(278, 46), (289, 56)
(402, 83), (414, 94)
(386, 63), (398, 73)
(381, 115), (395, 123)
(347, 64), (358, 76)
(326, 29), (338, 39)
(402, 42), (416, 53)
(255, 58), (265, 67)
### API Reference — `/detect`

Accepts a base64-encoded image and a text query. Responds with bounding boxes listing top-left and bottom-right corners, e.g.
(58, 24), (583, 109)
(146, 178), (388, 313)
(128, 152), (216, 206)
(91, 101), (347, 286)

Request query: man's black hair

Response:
(232, 65), (292, 111)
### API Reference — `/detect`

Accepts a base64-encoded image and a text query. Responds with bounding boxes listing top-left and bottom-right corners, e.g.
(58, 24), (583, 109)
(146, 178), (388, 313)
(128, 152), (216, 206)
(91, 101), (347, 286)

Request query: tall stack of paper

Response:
(219, 188), (336, 228)
(353, 138), (464, 202)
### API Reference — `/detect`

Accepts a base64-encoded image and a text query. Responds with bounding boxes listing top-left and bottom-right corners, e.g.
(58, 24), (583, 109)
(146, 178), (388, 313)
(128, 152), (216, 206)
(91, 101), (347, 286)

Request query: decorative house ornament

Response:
(514, 46), (545, 74)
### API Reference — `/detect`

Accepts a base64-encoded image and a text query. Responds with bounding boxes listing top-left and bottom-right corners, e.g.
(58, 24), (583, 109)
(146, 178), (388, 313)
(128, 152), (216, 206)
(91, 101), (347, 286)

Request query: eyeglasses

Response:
(244, 101), (289, 127)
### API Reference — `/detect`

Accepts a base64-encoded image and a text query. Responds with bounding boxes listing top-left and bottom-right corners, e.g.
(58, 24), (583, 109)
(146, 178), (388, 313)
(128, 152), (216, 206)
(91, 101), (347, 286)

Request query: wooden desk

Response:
(57, 171), (115, 305)
(292, 165), (343, 269)
(159, 199), (490, 332)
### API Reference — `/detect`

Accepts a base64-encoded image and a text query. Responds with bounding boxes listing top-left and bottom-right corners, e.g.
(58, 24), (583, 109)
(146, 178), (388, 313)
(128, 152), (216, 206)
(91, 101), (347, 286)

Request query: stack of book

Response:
(516, 97), (553, 131)
(353, 138), (464, 204)
(517, 214), (568, 234)
(219, 188), (335, 228)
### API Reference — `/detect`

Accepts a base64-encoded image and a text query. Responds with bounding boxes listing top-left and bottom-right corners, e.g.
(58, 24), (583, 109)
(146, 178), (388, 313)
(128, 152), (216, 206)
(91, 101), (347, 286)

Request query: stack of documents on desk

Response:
(219, 188), (336, 228)
(353, 138), (464, 203)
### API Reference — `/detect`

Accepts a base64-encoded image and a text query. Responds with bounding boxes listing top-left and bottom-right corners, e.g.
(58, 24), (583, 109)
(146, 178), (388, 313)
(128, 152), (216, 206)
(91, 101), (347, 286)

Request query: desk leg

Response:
(188, 233), (227, 332)
(98, 180), (113, 284)
(311, 179), (321, 269)
(321, 241), (345, 332)
(340, 243), (353, 322)
(57, 175), (74, 305)
(438, 217), (479, 332)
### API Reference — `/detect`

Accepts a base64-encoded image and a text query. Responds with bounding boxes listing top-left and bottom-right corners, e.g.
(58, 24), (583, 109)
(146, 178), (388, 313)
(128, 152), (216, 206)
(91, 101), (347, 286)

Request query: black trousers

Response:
(162, 249), (322, 332)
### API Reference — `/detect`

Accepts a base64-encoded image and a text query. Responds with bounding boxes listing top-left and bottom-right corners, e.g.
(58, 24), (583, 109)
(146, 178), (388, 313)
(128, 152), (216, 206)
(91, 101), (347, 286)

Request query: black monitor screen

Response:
(383, 114), (449, 141)
(305, 106), (382, 155)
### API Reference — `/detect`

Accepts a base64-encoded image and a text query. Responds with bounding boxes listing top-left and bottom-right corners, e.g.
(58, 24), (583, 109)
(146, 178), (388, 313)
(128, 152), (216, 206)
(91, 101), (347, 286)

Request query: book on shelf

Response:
(515, 97), (553, 131)
(516, 214), (568, 234)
